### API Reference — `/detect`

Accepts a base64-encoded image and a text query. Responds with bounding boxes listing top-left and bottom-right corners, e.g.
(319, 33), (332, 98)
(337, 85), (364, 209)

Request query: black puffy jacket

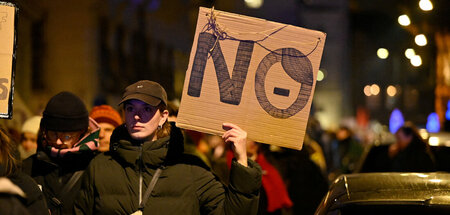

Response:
(74, 124), (262, 214)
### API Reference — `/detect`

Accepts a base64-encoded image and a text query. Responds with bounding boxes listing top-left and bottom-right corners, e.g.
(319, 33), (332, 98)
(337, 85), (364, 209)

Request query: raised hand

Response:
(222, 122), (248, 167)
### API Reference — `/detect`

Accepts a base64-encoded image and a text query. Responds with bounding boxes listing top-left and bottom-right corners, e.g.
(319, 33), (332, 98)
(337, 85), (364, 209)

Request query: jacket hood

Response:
(109, 122), (184, 168)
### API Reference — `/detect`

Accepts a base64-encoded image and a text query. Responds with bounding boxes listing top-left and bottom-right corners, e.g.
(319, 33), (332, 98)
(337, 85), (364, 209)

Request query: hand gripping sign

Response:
(177, 7), (326, 150)
(0, 2), (17, 119)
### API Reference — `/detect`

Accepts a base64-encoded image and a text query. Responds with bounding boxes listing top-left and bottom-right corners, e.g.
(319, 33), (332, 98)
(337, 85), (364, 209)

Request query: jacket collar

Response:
(110, 122), (184, 169)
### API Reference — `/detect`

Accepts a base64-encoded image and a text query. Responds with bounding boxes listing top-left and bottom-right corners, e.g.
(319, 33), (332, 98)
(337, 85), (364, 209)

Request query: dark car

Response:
(315, 172), (450, 215)
(427, 132), (450, 172)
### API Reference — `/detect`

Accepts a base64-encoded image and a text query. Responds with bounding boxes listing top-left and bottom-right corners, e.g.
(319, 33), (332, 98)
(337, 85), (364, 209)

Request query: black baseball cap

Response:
(119, 80), (168, 106)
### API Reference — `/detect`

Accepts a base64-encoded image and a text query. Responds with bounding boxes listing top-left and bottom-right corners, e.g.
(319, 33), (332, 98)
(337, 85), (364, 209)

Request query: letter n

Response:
(187, 32), (254, 105)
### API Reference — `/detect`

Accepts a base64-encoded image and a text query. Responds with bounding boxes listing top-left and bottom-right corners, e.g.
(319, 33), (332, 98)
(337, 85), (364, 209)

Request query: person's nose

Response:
(99, 128), (105, 140)
(134, 113), (141, 121)
(56, 138), (64, 145)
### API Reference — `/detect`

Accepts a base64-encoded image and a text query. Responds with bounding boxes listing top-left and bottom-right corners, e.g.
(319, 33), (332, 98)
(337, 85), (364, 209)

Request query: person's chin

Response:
(130, 132), (148, 141)
(99, 142), (110, 152)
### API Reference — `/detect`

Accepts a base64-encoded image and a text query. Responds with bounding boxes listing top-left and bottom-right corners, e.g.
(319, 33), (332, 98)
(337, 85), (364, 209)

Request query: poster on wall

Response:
(0, 2), (17, 119)
(177, 7), (326, 150)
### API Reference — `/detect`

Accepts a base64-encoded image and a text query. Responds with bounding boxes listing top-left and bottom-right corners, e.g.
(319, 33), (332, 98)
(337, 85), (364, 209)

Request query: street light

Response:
(419, 0), (433, 11)
(245, 0), (264, 9)
(317, 69), (325, 81)
(377, 48), (389, 59)
(364, 85), (371, 96)
(398, 14), (411, 26)
(387, 85), (397, 97)
(415, 34), (427, 46)
(370, 84), (380, 96)
(411, 55), (422, 67)
(405, 48), (415, 59)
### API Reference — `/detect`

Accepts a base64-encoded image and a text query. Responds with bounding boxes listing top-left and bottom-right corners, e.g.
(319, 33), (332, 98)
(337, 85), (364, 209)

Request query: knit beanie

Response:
(40, 91), (89, 132)
(89, 105), (122, 127)
(21, 116), (42, 135)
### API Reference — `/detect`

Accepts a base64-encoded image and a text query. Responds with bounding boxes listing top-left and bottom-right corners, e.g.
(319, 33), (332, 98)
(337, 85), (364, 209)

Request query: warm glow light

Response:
(387, 85), (397, 97)
(429, 179), (442, 183)
(317, 69), (324, 81)
(428, 137), (439, 146)
(364, 85), (371, 96)
(370, 84), (380, 96)
(415, 34), (427, 46)
(377, 48), (389, 59)
(398, 14), (411, 26)
(411, 55), (422, 67)
(245, 0), (264, 9)
(405, 48), (415, 59)
(419, 0), (433, 11)
(416, 173), (429, 178)
(419, 129), (429, 140)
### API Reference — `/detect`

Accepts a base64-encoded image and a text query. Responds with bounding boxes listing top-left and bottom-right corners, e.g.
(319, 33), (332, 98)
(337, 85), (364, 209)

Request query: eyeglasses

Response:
(44, 131), (81, 144)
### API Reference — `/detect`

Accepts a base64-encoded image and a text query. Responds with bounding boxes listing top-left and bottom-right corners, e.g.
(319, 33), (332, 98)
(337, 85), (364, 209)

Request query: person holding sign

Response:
(74, 80), (262, 215)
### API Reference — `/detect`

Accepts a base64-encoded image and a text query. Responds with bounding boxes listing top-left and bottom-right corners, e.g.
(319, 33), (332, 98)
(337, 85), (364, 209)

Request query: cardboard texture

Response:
(177, 7), (326, 150)
(0, 2), (16, 118)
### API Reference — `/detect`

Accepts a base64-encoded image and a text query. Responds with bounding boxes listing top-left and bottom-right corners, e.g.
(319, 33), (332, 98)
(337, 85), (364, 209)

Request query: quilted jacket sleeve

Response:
(195, 158), (262, 215)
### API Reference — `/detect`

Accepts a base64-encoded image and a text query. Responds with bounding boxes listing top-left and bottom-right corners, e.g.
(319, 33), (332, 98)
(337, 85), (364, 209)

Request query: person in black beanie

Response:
(22, 91), (100, 215)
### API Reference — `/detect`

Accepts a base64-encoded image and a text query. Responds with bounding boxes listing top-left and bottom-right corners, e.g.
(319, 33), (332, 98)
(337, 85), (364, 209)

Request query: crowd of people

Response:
(0, 79), (443, 215)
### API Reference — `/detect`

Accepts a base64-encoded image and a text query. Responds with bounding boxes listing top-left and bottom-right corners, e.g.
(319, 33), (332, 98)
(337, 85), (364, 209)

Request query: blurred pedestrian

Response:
(270, 145), (329, 215)
(360, 122), (436, 172)
(89, 105), (122, 152)
(18, 116), (41, 160)
(330, 126), (363, 177)
(22, 91), (100, 215)
(74, 80), (262, 215)
(0, 128), (49, 215)
(226, 140), (293, 215)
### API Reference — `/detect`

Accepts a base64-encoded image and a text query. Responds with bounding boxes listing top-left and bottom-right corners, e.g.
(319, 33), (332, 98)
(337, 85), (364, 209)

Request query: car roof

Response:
(316, 172), (450, 214)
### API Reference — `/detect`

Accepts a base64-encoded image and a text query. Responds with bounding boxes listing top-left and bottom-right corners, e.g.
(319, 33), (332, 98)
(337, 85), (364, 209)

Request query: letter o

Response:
(255, 48), (313, 119)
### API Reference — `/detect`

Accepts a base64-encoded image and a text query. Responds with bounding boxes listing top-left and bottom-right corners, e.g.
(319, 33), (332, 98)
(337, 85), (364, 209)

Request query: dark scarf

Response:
(36, 118), (100, 169)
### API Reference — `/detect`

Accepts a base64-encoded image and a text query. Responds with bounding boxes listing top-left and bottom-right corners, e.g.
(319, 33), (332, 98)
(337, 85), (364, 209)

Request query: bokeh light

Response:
(389, 108), (404, 134)
(245, 0), (264, 9)
(405, 48), (415, 59)
(426, 112), (440, 133)
(411, 55), (422, 67)
(370, 84), (380, 96)
(428, 137), (439, 146)
(446, 100), (450, 120)
(419, 0), (433, 11)
(398, 14), (411, 26)
(364, 85), (371, 96)
(317, 69), (324, 81)
(377, 48), (389, 59)
(415, 34), (427, 46)
(387, 85), (397, 97)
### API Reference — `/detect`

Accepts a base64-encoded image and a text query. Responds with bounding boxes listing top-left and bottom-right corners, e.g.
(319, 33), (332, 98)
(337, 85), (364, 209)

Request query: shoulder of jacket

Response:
(171, 153), (211, 173)
(91, 152), (114, 163)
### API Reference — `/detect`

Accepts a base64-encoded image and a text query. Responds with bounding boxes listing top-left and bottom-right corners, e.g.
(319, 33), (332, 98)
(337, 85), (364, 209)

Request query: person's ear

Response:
(159, 109), (169, 126)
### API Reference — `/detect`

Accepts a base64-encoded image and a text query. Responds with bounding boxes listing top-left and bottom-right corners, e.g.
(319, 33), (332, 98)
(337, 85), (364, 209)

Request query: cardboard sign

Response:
(0, 2), (17, 119)
(177, 7), (326, 149)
